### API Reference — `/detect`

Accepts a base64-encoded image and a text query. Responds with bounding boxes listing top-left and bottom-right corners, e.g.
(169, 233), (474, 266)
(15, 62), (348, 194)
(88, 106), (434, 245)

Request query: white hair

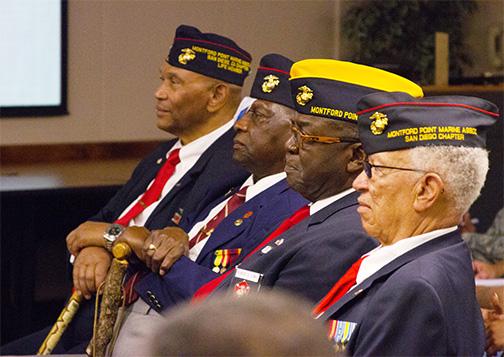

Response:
(408, 145), (489, 214)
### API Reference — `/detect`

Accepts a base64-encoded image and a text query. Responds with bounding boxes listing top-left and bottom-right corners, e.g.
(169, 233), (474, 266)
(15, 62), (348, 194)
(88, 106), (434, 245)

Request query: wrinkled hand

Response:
(115, 226), (151, 260)
(66, 221), (109, 255)
(73, 247), (112, 300)
(474, 260), (501, 279)
(143, 227), (189, 276)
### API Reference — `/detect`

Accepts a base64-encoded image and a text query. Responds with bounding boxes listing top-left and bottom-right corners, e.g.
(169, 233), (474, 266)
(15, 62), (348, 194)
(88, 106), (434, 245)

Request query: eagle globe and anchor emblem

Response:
(178, 48), (196, 65)
(296, 85), (314, 106)
(369, 112), (389, 135)
(261, 75), (280, 93)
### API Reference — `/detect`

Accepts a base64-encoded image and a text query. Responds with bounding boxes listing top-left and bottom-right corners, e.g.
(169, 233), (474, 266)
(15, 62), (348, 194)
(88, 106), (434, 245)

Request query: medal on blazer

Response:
(212, 248), (242, 274)
(230, 267), (263, 296)
(171, 207), (184, 225)
(327, 319), (358, 352)
(234, 210), (254, 226)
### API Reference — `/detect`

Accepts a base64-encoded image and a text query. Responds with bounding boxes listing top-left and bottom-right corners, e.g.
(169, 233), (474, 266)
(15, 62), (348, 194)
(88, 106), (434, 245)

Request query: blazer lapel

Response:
(144, 134), (223, 227)
(308, 191), (360, 227)
(319, 231), (463, 319)
(121, 141), (176, 213)
(196, 179), (291, 262)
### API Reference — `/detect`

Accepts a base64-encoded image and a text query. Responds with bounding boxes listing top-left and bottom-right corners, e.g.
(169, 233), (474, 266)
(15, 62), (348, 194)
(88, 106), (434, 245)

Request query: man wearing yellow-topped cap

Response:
(192, 59), (423, 305)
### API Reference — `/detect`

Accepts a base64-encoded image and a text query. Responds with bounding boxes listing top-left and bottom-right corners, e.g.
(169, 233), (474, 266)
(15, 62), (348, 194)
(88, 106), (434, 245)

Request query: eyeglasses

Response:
(290, 125), (359, 148)
(362, 160), (429, 178)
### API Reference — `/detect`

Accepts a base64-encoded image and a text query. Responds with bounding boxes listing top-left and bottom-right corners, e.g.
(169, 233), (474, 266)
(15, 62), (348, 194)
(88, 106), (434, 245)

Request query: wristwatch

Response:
(103, 223), (125, 252)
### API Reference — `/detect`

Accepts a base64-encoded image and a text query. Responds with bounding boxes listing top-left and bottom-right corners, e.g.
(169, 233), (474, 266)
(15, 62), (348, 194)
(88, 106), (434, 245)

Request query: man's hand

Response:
(486, 318), (504, 356)
(143, 227), (189, 276)
(474, 260), (504, 279)
(73, 247), (112, 299)
(116, 226), (151, 260)
(66, 221), (109, 255)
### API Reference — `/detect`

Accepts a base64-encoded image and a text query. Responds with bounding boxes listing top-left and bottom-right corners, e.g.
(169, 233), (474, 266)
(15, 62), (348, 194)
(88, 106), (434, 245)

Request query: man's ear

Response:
(207, 83), (229, 113)
(346, 143), (365, 174)
(413, 173), (445, 212)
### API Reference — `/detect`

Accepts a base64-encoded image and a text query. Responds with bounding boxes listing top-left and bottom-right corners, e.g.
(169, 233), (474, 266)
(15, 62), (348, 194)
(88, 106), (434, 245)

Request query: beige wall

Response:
(0, 0), (337, 145)
(3, 0), (501, 146)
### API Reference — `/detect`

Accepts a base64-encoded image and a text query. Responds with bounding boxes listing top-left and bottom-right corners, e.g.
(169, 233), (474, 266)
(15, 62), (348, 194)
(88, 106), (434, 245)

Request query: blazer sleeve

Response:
(135, 256), (219, 311)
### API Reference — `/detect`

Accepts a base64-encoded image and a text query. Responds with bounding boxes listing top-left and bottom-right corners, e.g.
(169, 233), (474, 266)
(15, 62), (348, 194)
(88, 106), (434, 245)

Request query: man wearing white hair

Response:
(313, 92), (499, 356)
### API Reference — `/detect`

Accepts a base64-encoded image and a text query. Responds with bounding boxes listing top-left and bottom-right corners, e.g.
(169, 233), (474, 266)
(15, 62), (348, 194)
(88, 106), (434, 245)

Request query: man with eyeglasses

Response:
(314, 91), (498, 355)
(192, 59), (424, 304)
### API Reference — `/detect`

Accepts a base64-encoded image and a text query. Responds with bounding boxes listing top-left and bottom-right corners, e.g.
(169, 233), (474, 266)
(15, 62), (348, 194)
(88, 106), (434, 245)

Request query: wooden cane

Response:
(86, 242), (131, 357)
(37, 290), (83, 355)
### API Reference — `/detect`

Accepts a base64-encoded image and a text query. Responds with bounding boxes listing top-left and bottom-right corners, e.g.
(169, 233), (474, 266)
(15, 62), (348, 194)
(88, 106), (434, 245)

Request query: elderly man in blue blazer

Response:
(101, 54), (309, 356)
(314, 92), (499, 355)
(64, 24), (252, 301)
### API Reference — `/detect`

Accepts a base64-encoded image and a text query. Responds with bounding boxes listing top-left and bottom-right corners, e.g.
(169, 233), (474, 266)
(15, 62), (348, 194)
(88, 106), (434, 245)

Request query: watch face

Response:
(110, 225), (122, 235)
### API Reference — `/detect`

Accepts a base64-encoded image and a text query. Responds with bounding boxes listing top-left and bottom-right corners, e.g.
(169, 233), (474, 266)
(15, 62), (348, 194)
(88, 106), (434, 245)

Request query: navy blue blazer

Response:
(135, 179), (308, 311)
(89, 127), (249, 230)
(319, 230), (484, 356)
(213, 191), (378, 304)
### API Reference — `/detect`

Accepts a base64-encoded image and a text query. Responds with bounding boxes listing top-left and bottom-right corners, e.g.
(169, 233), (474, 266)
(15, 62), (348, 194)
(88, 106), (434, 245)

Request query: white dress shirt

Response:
(188, 172), (287, 261)
(353, 225), (459, 288)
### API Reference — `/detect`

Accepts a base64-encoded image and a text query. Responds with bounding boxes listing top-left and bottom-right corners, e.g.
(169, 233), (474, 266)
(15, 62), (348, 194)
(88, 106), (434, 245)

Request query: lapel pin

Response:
(234, 218), (244, 226)
(353, 288), (364, 296)
(261, 246), (272, 254)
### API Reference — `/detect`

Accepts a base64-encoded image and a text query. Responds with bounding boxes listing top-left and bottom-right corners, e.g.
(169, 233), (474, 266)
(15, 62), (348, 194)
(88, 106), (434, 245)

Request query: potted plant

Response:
(343, 0), (477, 84)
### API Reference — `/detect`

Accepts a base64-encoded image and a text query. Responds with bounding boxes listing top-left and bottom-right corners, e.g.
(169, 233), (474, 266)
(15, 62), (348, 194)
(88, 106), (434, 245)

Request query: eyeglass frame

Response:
(290, 125), (359, 148)
(362, 160), (430, 178)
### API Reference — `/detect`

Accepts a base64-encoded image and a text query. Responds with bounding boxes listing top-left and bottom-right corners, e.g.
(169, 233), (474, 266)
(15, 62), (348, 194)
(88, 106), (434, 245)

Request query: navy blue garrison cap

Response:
(167, 25), (252, 86)
(250, 54), (294, 109)
(356, 91), (500, 155)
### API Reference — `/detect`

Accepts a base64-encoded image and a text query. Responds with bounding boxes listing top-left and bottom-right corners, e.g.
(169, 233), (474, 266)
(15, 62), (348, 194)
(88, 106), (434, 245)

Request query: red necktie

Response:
(312, 255), (367, 315)
(116, 148), (181, 226)
(188, 186), (248, 249)
(192, 204), (310, 300)
(119, 148), (180, 306)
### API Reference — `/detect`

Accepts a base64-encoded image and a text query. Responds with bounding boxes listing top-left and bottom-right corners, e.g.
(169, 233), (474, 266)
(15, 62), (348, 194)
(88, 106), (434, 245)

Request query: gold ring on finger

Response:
(148, 243), (157, 251)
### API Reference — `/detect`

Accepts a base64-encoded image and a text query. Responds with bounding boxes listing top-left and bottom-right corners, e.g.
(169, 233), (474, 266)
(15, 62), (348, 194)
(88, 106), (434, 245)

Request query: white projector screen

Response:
(0, 0), (67, 117)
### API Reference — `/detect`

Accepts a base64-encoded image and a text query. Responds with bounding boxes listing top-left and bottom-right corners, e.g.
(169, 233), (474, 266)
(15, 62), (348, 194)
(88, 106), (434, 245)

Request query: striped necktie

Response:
(188, 186), (248, 249)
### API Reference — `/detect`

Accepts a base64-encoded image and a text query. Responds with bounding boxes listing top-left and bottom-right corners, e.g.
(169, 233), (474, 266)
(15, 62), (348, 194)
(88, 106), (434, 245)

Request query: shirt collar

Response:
(309, 188), (355, 216)
(356, 225), (458, 285)
(168, 119), (235, 161)
(241, 172), (287, 202)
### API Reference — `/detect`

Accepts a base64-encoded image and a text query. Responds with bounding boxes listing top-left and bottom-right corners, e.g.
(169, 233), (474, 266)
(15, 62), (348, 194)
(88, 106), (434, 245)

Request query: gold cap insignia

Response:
(178, 48), (196, 65)
(296, 85), (314, 106)
(261, 75), (280, 93)
(369, 112), (389, 135)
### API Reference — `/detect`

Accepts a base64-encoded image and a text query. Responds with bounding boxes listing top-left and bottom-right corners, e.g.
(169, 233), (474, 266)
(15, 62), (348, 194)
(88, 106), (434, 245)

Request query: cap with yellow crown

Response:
(289, 59), (423, 123)
(167, 25), (252, 86)
(356, 91), (499, 155)
(250, 53), (294, 109)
